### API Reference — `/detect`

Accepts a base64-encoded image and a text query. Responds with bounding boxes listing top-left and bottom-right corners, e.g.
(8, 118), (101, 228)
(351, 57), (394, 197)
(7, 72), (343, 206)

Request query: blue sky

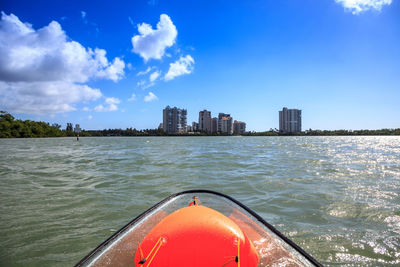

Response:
(0, 0), (399, 131)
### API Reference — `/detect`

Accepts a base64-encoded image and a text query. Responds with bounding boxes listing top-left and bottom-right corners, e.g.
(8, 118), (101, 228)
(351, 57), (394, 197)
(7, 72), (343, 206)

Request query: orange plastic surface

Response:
(134, 205), (259, 267)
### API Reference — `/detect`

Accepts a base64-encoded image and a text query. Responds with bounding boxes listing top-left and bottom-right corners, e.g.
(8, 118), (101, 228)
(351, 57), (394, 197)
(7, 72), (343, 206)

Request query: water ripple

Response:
(0, 136), (399, 266)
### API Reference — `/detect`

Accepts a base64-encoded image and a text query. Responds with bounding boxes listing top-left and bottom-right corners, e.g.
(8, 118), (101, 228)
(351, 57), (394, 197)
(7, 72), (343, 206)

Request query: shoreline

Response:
(1, 133), (400, 139)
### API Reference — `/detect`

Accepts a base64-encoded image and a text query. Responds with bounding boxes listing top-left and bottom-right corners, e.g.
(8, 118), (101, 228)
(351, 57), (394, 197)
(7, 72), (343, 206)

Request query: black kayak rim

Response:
(75, 189), (322, 267)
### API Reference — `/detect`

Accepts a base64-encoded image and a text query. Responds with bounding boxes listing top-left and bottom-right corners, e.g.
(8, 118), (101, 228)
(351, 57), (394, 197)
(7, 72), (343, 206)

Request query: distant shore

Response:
(2, 127), (400, 138)
(1, 111), (399, 138)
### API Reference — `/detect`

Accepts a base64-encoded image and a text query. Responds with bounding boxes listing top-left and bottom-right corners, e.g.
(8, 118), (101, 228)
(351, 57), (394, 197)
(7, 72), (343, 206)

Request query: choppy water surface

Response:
(0, 136), (399, 266)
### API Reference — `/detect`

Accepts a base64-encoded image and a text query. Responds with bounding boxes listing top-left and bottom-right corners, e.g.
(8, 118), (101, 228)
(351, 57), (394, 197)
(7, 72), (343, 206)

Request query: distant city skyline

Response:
(0, 1), (399, 131)
(163, 106), (244, 134)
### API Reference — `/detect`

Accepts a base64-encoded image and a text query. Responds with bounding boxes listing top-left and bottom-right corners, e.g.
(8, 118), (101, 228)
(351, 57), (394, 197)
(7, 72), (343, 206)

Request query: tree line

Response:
(0, 111), (168, 138)
(1, 111), (399, 138)
(243, 128), (400, 136)
(0, 111), (67, 138)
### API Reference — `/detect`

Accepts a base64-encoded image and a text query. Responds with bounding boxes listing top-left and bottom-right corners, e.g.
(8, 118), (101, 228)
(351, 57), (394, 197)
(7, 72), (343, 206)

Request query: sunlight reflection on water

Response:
(0, 136), (399, 266)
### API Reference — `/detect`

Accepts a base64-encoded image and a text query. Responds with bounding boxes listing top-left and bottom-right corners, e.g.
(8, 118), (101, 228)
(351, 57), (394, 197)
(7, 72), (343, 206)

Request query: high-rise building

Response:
(199, 110), (211, 133)
(192, 122), (199, 132)
(220, 116), (233, 135)
(279, 107), (302, 133)
(218, 113), (230, 133)
(210, 117), (218, 134)
(233, 120), (246, 134)
(163, 106), (187, 134)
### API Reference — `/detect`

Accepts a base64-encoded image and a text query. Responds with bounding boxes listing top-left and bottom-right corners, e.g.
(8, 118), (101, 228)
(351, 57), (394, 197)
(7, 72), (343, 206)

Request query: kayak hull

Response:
(75, 190), (321, 267)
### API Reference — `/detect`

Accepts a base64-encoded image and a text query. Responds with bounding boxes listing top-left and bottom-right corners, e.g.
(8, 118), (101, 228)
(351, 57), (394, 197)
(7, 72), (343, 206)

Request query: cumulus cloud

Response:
(95, 56), (125, 82)
(0, 81), (101, 114)
(164, 55), (194, 81)
(0, 13), (125, 83)
(0, 12), (125, 114)
(144, 92), (158, 102)
(131, 14), (177, 61)
(94, 97), (120, 112)
(128, 93), (136, 101)
(105, 97), (120, 105)
(149, 71), (160, 82)
(335, 0), (392, 14)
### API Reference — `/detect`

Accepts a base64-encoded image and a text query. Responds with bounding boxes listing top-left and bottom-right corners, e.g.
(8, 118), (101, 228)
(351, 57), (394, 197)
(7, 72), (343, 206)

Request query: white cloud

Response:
(136, 68), (160, 89)
(95, 57), (125, 82)
(128, 93), (136, 101)
(137, 66), (154, 76)
(335, 0), (392, 14)
(164, 55), (194, 81)
(143, 82), (155, 89)
(144, 92), (158, 102)
(131, 14), (177, 61)
(0, 81), (101, 114)
(149, 71), (160, 82)
(105, 97), (120, 105)
(94, 97), (120, 112)
(82, 107), (90, 111)
(136, 79), (156, 89)
(93, 105), (106, 112)
(137, 80), (146, 87)
(0, 12), (125, 114)
(87, 115), (93, 120)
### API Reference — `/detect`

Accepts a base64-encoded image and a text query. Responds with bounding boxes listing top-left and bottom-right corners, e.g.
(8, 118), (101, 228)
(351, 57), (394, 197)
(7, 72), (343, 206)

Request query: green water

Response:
(0, 136), (399, 266)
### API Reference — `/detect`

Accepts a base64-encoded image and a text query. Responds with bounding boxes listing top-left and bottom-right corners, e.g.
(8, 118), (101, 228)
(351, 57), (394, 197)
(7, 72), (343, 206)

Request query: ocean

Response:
(0, 136), (399, 266)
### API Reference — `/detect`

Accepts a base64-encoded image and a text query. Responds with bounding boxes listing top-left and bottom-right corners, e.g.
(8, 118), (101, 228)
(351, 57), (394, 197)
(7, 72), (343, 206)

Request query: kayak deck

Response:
(75, 190), (320, 266)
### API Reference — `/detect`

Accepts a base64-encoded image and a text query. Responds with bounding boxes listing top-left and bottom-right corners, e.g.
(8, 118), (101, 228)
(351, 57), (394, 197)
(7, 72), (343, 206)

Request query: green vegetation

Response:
(242, 130), (279, 136)
(0, 111), (168, 138)
(1, 111), (399, 138)
(84, 128), (166, 137)
(244, 128), (400, 136)
(303, 128), (400, 136)
(0, 111), (66, 138)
